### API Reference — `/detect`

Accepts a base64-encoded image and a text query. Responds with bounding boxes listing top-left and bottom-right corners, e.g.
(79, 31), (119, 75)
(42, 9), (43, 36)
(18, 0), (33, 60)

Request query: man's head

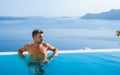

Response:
(32, 29), (44, 44)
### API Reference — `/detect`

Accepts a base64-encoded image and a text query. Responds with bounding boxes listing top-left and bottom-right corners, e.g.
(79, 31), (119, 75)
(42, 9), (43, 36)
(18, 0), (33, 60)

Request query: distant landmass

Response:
(0, 16), (28, 20)
(81, 9), (120, 20)
(0, 16), (59, 20)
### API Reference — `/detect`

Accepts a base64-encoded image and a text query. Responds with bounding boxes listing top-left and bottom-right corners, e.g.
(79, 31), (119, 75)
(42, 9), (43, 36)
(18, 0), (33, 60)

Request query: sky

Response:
(0, 0), (120, 17)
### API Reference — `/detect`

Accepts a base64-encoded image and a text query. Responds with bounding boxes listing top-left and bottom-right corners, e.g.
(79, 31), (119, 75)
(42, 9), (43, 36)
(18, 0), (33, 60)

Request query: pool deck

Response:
(0, 48), (120, 55)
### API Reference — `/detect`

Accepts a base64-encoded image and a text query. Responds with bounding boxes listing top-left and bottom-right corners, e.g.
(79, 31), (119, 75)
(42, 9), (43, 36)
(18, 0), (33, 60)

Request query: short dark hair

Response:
(32, 29), (44, 38)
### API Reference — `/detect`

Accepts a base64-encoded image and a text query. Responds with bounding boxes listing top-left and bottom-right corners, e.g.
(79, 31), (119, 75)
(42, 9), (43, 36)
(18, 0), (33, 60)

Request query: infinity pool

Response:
(0, 50), (120, 75)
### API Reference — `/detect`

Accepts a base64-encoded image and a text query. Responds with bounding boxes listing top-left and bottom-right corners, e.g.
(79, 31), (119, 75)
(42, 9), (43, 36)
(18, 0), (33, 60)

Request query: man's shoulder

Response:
(24, 43), (32, 47)
(42, 42), (49, 47)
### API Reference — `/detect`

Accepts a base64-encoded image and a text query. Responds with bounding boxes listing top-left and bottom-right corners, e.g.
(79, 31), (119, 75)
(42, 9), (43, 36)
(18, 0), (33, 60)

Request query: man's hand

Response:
(21, 55), (26, 58)
(41, 59), (50, 64)
(48, 54), (56, 61)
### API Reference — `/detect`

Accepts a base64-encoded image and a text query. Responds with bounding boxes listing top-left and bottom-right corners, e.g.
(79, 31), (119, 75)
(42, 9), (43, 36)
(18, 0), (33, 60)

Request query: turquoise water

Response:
(0, 52), (120, 75)
(0, 18), (120, 52)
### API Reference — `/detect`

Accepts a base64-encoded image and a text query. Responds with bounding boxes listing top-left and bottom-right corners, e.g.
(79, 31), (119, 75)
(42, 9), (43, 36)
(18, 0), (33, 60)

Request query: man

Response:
(18, 29), (58, 64)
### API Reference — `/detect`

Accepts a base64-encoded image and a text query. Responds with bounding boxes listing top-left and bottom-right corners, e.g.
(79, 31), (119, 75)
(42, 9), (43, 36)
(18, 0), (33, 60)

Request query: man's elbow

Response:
(54, 48), (58, 56)
(18, 49), (22, 55)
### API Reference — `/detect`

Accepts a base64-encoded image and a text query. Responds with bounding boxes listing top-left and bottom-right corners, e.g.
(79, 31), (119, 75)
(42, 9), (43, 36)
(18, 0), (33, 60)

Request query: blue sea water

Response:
(0, 52), (120, 75)
(0, 18), (120, 51)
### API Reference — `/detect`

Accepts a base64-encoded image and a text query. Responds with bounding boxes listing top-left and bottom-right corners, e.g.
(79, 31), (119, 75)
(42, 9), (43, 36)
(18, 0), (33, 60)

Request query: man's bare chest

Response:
(28, 45), (47, 53)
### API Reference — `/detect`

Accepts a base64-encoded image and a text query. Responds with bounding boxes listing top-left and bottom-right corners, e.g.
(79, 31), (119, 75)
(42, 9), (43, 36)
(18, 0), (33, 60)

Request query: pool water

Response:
(0, 52), (120, 75)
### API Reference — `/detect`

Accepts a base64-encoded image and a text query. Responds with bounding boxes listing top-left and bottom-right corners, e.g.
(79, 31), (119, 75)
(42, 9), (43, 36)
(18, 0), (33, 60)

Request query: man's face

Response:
(34, 33), (43, 43)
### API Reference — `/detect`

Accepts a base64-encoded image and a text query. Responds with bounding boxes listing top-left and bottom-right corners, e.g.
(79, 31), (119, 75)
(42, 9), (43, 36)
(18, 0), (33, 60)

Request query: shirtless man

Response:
(18, 29), (58, 64)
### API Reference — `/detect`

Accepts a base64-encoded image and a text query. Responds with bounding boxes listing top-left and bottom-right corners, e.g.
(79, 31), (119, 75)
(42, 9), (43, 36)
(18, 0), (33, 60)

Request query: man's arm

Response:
(41, 43), (58, 64)
(18, 44), (29, 58)
(47, 43), (58, 57)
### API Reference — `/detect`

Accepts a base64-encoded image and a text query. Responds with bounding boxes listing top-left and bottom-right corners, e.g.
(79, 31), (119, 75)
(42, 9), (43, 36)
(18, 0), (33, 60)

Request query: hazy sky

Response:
(0, 0), (120, 17)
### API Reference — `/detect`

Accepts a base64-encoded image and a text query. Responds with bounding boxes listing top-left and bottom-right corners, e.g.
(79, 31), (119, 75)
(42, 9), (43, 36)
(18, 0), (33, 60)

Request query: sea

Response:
(0, 17), (120, 52)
